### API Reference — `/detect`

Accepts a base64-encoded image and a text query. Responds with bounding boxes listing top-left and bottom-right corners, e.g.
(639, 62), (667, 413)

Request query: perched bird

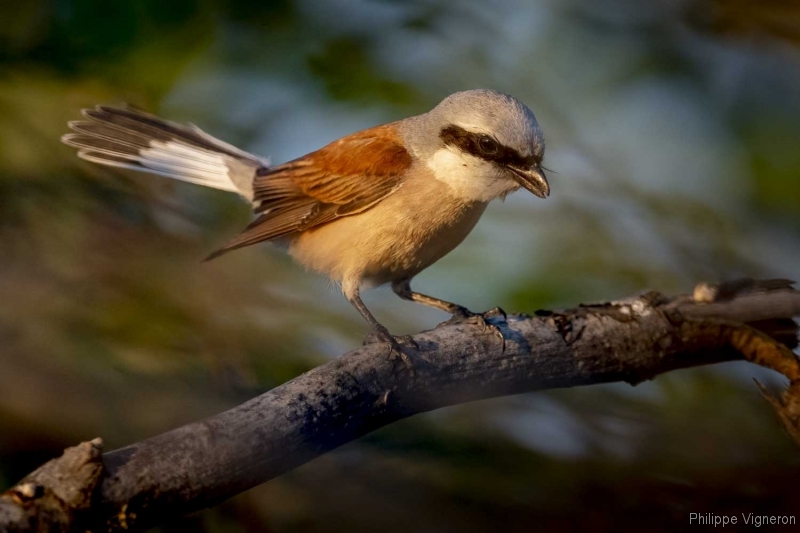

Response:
(62, 89), (549, 354)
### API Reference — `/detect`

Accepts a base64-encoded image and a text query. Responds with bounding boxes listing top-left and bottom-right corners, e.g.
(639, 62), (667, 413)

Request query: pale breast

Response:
(286, 174), (488, 291)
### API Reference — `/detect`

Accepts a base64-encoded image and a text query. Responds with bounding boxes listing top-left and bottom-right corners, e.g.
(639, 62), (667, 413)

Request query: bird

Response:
(61, 89), (549, 357)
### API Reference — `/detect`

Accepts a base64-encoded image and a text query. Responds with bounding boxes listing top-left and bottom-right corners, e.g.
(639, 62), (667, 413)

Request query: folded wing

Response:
(207, 124), (412, 259)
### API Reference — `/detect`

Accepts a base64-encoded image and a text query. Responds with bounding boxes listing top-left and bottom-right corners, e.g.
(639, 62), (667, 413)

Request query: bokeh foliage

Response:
(1, 0), (799, 531)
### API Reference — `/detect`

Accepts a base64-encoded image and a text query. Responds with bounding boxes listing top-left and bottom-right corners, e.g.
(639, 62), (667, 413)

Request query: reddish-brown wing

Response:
(207, 123), (412, 259)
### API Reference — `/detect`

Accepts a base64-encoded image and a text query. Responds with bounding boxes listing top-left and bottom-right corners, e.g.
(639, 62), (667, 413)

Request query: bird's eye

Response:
(478, 136), (498, 155)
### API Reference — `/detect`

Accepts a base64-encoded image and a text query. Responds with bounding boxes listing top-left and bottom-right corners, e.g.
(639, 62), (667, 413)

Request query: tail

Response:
(62, 105), (269, 201)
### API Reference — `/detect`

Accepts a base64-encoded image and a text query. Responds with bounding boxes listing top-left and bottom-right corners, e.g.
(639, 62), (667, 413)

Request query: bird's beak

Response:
(508, 164), (550, 198)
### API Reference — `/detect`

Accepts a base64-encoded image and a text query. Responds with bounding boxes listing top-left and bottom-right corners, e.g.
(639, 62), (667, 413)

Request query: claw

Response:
(394, 334), (420, 351)
(364, 329), (417, 372)
(485, 306), (508, 321)
(481, 320), (506, 352)
(446, 308), (506, 353)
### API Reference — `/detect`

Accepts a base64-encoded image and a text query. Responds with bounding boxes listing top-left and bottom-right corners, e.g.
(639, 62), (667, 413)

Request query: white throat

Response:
(426, 147), (519, 202)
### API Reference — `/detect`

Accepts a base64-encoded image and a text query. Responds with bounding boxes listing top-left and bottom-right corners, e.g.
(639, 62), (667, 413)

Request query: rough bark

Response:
(1, 280), (799, 533)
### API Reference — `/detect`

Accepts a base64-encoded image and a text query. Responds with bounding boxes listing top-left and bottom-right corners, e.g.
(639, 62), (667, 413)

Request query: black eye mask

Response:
(439, 125), (540, 169)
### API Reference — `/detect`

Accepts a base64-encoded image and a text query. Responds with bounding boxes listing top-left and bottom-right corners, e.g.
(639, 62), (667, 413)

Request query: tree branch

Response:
(2, 280), (799, 532)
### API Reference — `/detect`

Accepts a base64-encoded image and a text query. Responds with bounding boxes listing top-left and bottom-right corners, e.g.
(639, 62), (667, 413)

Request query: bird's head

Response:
(408, 89), (548, 202)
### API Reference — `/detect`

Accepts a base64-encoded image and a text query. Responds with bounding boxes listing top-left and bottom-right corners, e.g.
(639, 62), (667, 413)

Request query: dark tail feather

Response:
(62, 105), (267, 199)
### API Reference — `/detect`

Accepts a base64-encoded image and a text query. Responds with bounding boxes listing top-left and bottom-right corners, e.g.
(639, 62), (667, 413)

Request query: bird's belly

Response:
(287, 197), (488, 289)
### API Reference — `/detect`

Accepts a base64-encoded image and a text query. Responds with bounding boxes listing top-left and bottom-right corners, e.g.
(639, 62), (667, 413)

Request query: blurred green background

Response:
(2, 0), (800, 531)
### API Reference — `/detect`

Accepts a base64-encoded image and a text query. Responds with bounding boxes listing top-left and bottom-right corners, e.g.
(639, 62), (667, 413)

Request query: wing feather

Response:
(207, 123), (412, 259)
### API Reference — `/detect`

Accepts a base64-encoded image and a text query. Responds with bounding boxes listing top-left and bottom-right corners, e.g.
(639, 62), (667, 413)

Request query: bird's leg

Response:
(391, 279), (506, 347)
(391, 279), (470, 315)
(345, 288), (417, 367)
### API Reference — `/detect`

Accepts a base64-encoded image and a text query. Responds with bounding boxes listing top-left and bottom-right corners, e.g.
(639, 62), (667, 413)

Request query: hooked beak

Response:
(508, 164), (550, 199)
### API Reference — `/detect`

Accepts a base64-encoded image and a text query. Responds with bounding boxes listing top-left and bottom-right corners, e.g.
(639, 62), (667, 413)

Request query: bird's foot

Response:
(364, 328), (417, 371)
(447, 306), (507, 350)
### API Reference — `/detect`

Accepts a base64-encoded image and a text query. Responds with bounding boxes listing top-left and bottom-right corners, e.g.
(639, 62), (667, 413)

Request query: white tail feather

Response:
(63, 105), (267, 200)
(87, 142), (239, 192)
